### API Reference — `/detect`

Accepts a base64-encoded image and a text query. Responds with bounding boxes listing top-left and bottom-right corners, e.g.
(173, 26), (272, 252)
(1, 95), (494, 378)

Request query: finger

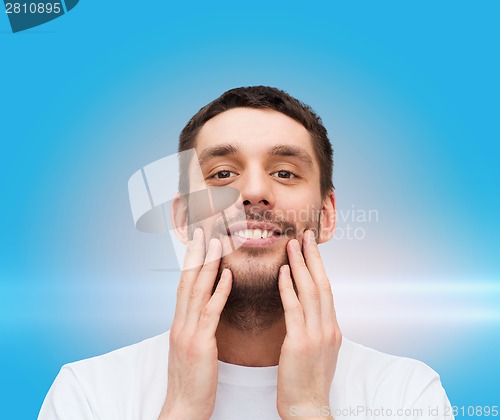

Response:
(198, 268), (233, 338)
(278, 265), (306, 337)
(181, 228), (205, 272)
(174, 228), (206, 321)
(302, 229), (338, 329)
(287, 238), (322, 331)
(184, 238), (223, 328)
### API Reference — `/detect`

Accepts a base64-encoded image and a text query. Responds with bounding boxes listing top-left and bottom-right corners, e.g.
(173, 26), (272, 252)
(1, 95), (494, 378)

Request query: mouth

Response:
(225, 222), (285, 247)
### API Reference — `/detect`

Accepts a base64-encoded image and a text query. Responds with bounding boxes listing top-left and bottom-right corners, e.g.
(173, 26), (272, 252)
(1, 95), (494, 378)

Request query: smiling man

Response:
(39, 86), (454, 419)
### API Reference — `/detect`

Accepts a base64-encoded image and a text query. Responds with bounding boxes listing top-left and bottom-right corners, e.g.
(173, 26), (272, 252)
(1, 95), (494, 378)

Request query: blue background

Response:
(1, 1), (499, 418)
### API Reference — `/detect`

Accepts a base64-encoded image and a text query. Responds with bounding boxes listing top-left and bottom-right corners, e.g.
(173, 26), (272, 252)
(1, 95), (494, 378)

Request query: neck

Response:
(216, 317), (286, 367)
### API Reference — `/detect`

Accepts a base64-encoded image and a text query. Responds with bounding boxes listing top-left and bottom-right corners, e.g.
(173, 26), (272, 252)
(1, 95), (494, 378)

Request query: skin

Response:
(160, 108), (341, 420)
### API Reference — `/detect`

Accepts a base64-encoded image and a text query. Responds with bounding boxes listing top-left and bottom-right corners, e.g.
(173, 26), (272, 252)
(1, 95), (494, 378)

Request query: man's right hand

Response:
(159, 228), (232, 420)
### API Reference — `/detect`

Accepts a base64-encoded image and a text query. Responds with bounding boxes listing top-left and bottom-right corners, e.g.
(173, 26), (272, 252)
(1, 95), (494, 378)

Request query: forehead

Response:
(195, 108), (316, 158)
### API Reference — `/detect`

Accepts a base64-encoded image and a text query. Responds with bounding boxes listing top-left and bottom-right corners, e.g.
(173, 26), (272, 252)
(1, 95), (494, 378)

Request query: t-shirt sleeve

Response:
(38, 366), (95, 420)
(409, 373), (454, 420)
(370, 359), (454, 419)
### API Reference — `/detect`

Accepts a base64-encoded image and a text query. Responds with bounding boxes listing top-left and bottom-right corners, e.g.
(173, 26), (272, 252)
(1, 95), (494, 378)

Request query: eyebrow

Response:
(269, 144), (314, 168)
(197, 143), (314, 169)
(197, 144), (240, 165)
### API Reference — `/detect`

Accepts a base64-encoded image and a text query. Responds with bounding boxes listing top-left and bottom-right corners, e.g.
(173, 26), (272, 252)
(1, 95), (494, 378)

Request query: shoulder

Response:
(337, 337), (440, 383)
(39, 331), (171, 420)
(64, 331), (170, 381)
(334, 338), (451, 412)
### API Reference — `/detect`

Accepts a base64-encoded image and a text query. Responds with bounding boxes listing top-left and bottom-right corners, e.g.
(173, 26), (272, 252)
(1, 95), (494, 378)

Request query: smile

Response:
(225, 222), (285, 247)
(232, 229), (278, 239)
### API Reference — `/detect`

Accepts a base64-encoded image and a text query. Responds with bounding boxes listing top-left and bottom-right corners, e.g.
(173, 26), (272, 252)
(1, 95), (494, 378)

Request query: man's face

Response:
(184, 107), (331, 330)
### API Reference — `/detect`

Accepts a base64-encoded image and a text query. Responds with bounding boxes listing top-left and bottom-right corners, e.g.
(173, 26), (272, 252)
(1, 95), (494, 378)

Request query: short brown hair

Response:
(178, 86), (333, 197)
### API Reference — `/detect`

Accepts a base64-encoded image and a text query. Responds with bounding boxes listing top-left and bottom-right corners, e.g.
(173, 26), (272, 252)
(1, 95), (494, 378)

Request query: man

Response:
(39, 86), (453, 419)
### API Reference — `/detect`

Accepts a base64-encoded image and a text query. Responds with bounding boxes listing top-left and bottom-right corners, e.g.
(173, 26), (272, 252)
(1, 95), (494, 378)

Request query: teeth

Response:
(232, 229), (275, 239)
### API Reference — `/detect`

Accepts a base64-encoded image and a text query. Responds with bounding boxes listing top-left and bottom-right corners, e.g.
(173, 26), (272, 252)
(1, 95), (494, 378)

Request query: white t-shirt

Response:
(39, 331), (454, 419)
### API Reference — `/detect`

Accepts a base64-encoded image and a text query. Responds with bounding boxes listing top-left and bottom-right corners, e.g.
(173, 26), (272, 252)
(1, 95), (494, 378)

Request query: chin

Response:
(223, 245), (285, 266)
(220, 252), (288, 285)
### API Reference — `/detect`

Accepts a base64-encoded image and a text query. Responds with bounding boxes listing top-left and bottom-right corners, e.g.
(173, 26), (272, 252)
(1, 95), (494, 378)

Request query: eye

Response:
(271, 170), (297, 179)
(211, 170), (237, 179)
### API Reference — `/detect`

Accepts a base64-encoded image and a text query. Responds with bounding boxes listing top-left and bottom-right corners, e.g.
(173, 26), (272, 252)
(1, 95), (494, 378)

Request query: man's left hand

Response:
(276, 229), (341, 420)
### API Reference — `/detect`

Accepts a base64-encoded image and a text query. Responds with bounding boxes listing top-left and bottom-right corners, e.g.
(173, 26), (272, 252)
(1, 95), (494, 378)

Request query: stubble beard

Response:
(188, 211), (320, 333)
(215, 246), (289, 332)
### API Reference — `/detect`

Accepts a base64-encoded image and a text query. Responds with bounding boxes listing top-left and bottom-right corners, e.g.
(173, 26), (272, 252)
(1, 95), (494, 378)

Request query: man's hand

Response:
(277, 229), (341, 420)
(159, 228), (232, 420)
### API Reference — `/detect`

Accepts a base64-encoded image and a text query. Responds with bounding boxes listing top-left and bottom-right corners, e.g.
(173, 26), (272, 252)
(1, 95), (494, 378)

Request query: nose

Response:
(237, 167), (275, 213)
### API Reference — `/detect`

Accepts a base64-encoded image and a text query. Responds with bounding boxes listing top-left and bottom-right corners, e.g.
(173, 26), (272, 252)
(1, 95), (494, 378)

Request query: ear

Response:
(318, 189), (336, 244)
(172, 193), (189, 244)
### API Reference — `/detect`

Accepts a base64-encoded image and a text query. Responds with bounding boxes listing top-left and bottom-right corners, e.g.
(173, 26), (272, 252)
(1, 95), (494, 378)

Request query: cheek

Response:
(186, 211), (218, 237)
(276, 194), (322, 226)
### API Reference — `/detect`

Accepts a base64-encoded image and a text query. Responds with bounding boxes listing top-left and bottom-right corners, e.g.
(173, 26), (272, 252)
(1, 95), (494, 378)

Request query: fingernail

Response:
(291, 239), (301, 252)
(280, 265), (290, 277)
(220, 268), (231, 283)
(306, 229), (316, 243)
(208, 238), (219, 253)
(193, 228), (203, 242)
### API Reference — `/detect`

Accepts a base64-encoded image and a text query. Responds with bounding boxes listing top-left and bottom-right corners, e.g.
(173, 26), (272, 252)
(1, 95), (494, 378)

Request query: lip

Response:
(226, 222), (283, 235)
(229, 234), (283, 248)
(225, 222), (284, 248)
